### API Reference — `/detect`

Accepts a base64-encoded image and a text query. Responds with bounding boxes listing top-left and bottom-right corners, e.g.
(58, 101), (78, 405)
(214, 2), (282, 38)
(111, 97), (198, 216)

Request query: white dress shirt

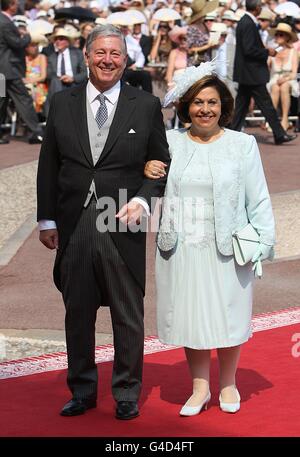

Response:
(39, 80), (149, 231)
(125, 35), (145, 68)
(56, 48), (74, 78)
(215, 42), (227, 80)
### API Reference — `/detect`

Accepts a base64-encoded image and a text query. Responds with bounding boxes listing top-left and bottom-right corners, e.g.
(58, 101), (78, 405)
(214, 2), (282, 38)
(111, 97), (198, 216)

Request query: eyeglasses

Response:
(275, 32), (286, 37)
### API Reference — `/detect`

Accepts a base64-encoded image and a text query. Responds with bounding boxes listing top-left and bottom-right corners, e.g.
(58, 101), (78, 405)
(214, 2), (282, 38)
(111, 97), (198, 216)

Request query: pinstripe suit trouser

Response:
(60, 198), (144, 402)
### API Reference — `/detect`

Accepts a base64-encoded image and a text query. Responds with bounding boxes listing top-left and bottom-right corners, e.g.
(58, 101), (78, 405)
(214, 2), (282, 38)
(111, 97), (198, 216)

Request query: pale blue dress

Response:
(156, 132), (254, 350)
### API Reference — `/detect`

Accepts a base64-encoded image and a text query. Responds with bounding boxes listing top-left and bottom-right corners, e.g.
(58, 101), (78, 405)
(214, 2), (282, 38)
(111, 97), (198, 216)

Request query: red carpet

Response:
(0, 318), (300, 437)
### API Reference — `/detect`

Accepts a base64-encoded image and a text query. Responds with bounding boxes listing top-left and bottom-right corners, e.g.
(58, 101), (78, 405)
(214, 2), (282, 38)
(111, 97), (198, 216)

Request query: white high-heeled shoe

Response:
(219, 386), (240, 413)
(179, 391), (211, 417)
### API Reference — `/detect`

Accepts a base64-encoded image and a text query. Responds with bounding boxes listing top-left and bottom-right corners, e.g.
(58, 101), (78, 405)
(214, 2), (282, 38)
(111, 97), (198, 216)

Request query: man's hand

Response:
(116, 201), (144, 226)
(39, 229), (59, 250)
(60, 75), (74, 84)
(268, 47), (277, 57)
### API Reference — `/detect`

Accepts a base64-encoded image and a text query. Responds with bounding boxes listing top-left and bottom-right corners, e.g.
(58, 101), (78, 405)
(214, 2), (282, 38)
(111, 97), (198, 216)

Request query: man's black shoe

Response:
(116, 401), (139, 420)
(60, 398), (97, 416)
(0, 137), (9, 144)
(274, 134), (297, 145)
(28, 135), (43, 144)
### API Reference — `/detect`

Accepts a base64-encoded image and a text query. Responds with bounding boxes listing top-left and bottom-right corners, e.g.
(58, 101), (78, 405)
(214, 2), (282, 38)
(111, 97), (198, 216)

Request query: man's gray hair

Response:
(246, 0), (262, 11)
(85, 24), (127, 55)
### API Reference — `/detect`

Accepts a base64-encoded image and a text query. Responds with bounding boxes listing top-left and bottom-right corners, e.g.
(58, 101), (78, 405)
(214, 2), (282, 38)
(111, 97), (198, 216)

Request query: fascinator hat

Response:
(163, 60), (217, 107)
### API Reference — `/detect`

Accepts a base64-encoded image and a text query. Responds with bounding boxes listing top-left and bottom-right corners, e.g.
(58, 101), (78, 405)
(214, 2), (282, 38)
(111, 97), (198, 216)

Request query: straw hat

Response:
(126, 9), (147, 24)
(189, 0), (219, 25)
(204, 11), (218, 21)
(29, 32), (49, 46)
(234, 9), (245, 21)
(95, 17), (107, 25)
(107, 12), (134, 26)
(269, 22), (298, 43)
(51, 28), (72, 40)
(221, 10), (239, 22)
(168, 25), (188, 43)
(257, 8), (276, 22)
(210, 22), (227, 34)
(64, 24), (81, 39)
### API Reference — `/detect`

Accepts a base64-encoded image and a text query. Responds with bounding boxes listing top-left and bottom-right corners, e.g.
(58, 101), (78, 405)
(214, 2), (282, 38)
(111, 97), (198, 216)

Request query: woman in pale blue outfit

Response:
(144, 65), (275, 416)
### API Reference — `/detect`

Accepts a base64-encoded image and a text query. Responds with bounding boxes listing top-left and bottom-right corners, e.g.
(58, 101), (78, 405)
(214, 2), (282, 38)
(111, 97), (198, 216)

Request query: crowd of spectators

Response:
(0, 0), (300, 143)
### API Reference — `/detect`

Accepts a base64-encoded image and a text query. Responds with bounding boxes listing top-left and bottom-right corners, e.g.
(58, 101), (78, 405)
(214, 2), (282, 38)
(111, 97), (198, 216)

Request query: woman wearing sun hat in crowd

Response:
(165, 25), (188, 86)
(144, 61), (275, 416)
(186, 0), (221, 66)
(24, 33), (48, 116)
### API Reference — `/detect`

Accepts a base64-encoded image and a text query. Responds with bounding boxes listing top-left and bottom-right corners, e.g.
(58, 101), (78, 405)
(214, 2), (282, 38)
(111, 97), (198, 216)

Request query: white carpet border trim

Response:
(1, 307), (300, 380)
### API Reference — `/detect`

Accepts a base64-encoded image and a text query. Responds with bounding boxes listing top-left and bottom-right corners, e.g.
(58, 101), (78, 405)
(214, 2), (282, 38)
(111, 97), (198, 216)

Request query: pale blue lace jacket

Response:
(157, 128), (275, 255)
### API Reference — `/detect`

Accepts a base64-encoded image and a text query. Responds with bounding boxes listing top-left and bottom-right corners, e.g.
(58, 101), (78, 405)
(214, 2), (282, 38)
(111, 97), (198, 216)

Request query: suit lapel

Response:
(97, 84), (137, 165)
(69, 48), (77, 77)
(69, 83), (93, 166)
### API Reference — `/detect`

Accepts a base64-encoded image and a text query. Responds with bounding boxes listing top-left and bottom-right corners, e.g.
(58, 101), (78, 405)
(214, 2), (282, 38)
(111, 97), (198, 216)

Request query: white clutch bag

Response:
(232, 223), (260, 266)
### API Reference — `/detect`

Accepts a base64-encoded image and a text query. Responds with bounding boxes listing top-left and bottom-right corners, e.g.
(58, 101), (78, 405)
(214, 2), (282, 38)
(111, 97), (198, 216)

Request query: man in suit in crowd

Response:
(37, 24), (169, 420)
(120, 24), (153, 93)
(132, 20), (153, 65)
(231, 0), (297, 145)
(45, 28), (87, 111)
(0, 0), (43, 144)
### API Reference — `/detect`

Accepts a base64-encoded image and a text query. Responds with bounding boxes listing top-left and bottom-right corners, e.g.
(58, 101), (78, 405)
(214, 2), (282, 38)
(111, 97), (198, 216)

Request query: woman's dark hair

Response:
(177, 74), (234, 127)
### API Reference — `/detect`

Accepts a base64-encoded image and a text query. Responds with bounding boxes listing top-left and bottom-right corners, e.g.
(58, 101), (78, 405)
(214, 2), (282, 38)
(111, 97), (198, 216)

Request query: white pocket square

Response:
(128, 128), (136, 133)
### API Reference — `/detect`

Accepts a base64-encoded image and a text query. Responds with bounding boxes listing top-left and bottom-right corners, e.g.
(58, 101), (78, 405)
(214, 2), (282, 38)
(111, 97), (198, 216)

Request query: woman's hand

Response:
(144, 160), (167, 179)
(277, 76), (288, 86)
(251, 243), (273, 278)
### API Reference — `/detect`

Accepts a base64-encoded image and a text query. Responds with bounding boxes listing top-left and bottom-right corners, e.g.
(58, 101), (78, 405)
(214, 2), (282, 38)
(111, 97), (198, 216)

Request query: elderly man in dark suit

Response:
(231, 0), (296, 145)
(37, 24), (170, 420)
(45, 28), (87, 111)
(0, 0), (43, 144)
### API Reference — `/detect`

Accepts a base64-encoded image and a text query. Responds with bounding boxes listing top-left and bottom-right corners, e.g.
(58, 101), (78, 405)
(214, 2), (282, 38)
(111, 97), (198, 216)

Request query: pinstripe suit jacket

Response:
(37, 81), (170, 293)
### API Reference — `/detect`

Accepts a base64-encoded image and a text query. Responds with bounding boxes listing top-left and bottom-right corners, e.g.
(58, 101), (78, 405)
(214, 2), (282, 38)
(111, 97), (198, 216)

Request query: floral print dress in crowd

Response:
(25, 55), (48, 113)
(187, 25), (210, 67)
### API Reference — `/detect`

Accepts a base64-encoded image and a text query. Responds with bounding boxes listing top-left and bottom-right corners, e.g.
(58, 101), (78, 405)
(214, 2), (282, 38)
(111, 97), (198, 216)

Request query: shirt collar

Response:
(57, 47), (69, 55)
(245, 11), (259, 25)
(2, 11), (13, 20)
(87, 80), (121, 106)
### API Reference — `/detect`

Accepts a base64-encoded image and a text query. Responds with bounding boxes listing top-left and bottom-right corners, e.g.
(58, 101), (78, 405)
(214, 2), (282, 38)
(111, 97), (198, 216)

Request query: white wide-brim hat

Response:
(210, 22), (227, 34)
(152, 8), (182, 22)
(107, 12), (134, 26)
(29, 33), (49, 46)
(124, 9), (147, 24)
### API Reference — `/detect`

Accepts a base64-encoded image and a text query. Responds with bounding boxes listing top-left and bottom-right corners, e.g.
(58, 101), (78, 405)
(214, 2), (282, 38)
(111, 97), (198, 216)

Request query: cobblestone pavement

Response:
(0, 161), (37, 250)
(0, 159), (298, 259)
(0, 128), (299, 361)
